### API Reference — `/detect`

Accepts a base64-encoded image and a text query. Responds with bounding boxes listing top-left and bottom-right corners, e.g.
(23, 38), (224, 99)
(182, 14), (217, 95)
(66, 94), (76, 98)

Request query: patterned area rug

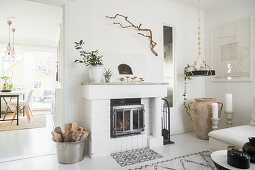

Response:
(111, 147), (163, 167)
(132, 151), (216, 170)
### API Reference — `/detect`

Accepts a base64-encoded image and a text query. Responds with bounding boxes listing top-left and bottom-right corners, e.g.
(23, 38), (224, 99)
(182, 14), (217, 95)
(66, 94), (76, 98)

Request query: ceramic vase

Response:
(243, 137), (255, 162)
(88, 66), (103, 82)
(188, 98), (223, 140)
(105, 77), (111, 83)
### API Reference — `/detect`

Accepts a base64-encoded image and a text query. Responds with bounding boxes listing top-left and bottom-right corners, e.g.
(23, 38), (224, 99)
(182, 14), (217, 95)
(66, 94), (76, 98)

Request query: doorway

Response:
(0, 0), (63, 161)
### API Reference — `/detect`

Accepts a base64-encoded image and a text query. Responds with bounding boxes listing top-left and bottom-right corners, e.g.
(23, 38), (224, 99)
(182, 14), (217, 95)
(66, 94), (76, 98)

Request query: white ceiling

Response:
(171, 0), (234, 10)
(0, 0), (63, 47)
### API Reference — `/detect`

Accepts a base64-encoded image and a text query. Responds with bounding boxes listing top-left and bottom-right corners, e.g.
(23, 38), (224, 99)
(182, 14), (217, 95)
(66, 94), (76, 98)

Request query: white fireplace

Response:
(81, 82), (168, 158)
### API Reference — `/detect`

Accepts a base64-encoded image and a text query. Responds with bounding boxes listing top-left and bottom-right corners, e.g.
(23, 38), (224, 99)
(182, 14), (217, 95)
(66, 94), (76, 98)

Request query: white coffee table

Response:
(211, 150), (255, 170)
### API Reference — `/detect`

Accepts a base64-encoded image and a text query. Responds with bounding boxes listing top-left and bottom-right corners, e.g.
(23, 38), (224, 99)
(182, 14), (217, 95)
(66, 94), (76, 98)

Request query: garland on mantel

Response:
(106, 14), (158, 56)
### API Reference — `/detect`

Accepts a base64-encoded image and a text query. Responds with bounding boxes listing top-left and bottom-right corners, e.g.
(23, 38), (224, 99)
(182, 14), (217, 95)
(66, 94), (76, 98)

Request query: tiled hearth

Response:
(82, 82), (168, 158)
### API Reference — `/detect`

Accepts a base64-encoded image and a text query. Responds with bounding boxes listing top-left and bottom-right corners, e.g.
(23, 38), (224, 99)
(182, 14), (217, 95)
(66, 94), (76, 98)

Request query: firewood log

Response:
(53, 132), (63, 142)
(67, 123), (72, 132)
(75, 131), (83, 141)
(80, 130), (89, 141)
(54, 127), (62, 134)
(64, 131), (72, 142)
(71, 122), (78, 140)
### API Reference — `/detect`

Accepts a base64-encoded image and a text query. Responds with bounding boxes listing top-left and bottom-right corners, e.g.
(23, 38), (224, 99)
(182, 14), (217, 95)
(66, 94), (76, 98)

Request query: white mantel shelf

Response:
(82, 82), (168, 100)
(81, 82), (169, 85)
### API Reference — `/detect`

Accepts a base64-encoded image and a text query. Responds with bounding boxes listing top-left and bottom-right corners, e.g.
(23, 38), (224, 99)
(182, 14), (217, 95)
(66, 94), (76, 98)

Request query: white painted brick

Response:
(109, 138), (116, 154)
(91, 117), (110, 132)
(137, 134), (143, 148)
(132, 135), (138, 150)
(121, 137), (127, 152)
(115, 138), (122, 152)
(91, 131), (110, 141)
(126, 136), (132, 151)
(142, 134), (148, 147)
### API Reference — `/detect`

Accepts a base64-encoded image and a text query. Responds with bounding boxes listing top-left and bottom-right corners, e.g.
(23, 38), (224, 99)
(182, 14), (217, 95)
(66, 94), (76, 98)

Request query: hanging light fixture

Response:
(187, 0), (215, 77)
(3, 17), (17, 62)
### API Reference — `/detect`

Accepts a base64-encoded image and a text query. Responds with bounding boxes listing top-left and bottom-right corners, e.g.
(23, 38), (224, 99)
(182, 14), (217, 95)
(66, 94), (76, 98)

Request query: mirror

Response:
(163, 26), (174, 107)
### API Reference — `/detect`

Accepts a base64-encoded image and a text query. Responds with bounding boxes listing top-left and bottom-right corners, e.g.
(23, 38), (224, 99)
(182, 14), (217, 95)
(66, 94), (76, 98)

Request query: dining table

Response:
(0, 91), (25, 125)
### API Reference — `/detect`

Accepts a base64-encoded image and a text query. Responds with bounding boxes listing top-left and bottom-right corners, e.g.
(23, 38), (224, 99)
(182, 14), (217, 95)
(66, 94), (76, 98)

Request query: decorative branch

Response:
(106, 14), (158, 56)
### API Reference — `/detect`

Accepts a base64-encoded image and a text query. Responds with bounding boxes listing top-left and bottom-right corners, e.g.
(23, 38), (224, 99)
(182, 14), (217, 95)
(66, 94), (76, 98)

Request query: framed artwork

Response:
(212, 16), (253, 81)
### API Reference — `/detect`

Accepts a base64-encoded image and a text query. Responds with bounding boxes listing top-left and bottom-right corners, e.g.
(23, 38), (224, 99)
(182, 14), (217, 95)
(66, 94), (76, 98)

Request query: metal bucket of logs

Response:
(52, 122), (90, 164)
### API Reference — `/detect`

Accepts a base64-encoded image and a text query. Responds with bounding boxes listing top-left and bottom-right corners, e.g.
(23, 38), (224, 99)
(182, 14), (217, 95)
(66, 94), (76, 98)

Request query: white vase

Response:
(88, 66), (103, 82)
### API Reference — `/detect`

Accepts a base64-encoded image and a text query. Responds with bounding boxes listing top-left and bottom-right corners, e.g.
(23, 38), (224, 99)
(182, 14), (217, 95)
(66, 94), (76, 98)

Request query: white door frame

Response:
(25, 0), (68, 128)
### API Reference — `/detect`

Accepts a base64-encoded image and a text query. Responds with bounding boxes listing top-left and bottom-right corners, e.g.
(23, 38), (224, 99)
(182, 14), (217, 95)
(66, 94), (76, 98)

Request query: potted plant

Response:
(74, 40), (103, 82)
(104, 68), (112, 83)
(1, 76), (10, 91)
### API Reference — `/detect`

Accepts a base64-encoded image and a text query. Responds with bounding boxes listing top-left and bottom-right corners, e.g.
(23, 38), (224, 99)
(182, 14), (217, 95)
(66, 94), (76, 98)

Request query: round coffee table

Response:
(211, 150), (255, 170)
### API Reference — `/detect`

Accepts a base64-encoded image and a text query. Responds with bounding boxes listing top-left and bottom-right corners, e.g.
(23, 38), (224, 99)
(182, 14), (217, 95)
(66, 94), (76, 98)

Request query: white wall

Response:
(63, 0), (205, 134)
(205, 0), (255, 128)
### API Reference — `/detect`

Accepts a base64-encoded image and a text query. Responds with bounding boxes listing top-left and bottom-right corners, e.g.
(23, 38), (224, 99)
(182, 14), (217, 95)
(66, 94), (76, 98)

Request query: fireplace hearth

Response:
(111, 98), (144, 137)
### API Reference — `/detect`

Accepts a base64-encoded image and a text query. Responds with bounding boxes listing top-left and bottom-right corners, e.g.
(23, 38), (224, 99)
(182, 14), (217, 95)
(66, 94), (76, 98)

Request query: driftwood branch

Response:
(106, 14), (158, 56)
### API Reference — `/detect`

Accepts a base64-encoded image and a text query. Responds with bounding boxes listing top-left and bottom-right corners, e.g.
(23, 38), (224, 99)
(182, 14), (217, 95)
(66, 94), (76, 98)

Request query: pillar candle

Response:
(212, 103), (218, 119)
(225, 94), (233, 112)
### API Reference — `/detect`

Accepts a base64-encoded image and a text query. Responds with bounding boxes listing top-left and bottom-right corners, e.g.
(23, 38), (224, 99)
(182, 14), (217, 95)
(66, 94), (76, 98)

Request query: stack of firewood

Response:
(51, 122), (89, 142)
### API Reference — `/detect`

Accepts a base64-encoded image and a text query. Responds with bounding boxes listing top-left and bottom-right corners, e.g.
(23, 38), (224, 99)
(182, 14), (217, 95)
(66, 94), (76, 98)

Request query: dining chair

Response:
(9, 90), (33, 124)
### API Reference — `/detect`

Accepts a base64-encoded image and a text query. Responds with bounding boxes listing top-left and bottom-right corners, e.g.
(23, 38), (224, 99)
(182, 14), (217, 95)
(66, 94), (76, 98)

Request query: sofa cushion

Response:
(209, 125), (255, 147)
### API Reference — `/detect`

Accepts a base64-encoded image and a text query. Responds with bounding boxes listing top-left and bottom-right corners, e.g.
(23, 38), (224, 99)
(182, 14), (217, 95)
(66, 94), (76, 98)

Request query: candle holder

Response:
(225, 111), (234, 128)
(211, 117), (220, 131)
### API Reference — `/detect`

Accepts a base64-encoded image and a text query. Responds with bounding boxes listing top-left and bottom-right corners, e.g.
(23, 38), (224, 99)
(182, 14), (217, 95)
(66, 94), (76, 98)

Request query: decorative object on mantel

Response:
(106, 14), (158, 56)
(120, 77), (124, 82)
(225, 93), (234, 128)
(52, 122), (89, 164)
(74, 40), (103, 82)
(243, 137), (255, 163)
(132, 151), (215, 170)
(183, 0), (216, 119)
(125, 76), (130, 83)
(111, 147), (163, 167)
(188, 98), (223, 139)
(118, 64), (133, 75)
(103, 68), (112, 83)
(3, 17), (17, 62)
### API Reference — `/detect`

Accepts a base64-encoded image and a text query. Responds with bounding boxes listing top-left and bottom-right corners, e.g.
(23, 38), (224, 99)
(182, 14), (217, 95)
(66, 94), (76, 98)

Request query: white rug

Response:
(132, 151), (216, 170)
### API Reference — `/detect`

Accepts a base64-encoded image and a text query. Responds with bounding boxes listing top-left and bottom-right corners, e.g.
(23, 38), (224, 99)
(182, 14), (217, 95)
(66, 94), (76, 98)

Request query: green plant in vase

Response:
(74, 40), (104, 82)
(1, 76), (10, 90)
(103, 68), (112, 83)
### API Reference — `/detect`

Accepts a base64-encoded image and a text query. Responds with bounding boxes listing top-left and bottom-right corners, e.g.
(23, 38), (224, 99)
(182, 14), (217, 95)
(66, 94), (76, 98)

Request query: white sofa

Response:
(209, 96), (255, 151)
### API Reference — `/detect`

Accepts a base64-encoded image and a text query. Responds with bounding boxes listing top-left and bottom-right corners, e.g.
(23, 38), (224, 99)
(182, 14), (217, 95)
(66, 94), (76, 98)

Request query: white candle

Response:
(225, 94), (233, 112)
(212, 103), (218, 119)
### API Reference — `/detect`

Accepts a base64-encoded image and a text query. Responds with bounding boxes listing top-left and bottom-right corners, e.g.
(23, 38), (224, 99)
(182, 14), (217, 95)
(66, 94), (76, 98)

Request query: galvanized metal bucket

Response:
(56, 139), (87, 164)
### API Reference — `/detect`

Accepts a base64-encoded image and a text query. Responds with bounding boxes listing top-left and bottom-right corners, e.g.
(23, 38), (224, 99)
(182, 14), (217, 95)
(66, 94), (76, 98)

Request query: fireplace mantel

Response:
(81, 82), (168, 100)
(81, 82), (168, 158)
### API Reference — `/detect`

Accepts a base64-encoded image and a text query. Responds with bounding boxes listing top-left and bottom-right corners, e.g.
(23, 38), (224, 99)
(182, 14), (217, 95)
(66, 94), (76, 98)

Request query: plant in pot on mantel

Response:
(74, 40), (103, 82)
(103, 68), (112, 83)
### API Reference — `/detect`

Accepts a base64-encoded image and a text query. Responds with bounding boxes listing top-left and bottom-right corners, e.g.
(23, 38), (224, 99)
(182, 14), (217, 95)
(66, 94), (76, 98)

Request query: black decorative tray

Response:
(1, 90), (12, 92)
(187, 70), (215, 77)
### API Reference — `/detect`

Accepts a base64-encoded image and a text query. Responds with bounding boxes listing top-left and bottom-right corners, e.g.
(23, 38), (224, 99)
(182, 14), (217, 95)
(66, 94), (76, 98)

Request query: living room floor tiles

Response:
(0, 132), (209, 170)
